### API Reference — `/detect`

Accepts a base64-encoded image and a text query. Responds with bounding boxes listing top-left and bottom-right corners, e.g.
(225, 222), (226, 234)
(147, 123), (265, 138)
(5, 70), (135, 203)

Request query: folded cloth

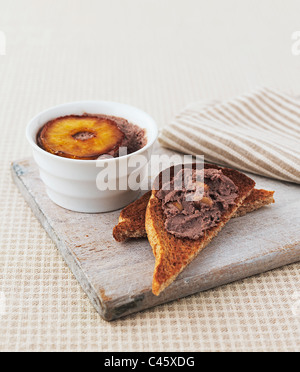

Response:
(159, 87), (300, 184)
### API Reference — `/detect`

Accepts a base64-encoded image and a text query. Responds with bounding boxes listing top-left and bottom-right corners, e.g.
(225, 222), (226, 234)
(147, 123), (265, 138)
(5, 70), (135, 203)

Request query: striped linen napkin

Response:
(159, 87), (300, 184)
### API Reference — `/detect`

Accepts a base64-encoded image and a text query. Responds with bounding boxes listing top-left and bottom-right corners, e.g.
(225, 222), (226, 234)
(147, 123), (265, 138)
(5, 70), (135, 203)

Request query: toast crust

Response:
(146, 163), (256, 296)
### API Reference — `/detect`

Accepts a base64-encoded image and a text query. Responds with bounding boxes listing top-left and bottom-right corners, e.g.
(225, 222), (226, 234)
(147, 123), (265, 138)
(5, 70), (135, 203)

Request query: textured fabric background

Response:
(0, 0), (299, 352)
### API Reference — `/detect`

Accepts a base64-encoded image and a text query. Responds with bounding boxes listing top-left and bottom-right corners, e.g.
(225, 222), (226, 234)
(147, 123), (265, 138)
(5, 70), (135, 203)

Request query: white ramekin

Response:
(26, 101), (158, 213)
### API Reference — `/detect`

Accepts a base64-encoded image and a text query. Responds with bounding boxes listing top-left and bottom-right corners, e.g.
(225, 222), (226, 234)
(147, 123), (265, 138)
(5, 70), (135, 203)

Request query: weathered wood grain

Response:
(11, 155), (300, 321)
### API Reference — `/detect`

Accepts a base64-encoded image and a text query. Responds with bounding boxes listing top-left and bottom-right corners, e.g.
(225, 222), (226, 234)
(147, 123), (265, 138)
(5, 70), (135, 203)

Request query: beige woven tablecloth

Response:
(0, 0), (299, 352)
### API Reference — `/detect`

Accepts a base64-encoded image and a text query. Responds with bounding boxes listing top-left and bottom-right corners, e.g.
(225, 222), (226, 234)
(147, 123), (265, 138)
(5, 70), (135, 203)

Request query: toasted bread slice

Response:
(113, 191), (152, 242)
(113, 188), (275, 243)
(234, 188), (275, 217)
(145, 163), (256, 296)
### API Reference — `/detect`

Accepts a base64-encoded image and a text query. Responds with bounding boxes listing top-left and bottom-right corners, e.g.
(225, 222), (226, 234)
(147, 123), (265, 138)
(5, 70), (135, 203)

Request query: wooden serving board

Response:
(11, 151), (300, 321)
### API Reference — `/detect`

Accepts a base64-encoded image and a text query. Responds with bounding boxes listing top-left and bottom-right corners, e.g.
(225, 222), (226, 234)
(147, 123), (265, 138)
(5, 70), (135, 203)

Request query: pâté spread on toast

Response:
(156, 167), (239, 240)
(113, 187), (275, 243)
(113, 163), (275, 296)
